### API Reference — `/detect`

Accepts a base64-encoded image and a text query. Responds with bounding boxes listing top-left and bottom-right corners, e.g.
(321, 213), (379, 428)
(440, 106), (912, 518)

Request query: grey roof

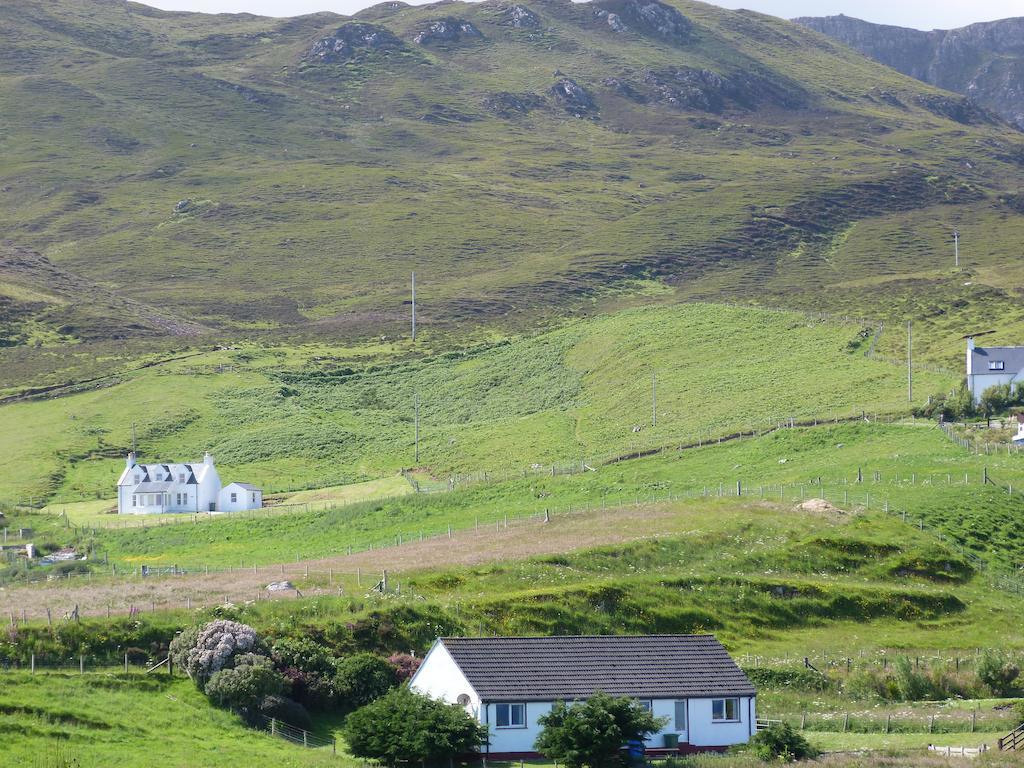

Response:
(133, 481), (173, 493)
(229, 482), (260, 491)
(440, 635), (755, 702)
(972, 346), (1024, 374)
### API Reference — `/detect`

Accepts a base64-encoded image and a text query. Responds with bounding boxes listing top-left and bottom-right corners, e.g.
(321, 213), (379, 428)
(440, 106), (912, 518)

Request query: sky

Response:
(144, 0), (1023, 30)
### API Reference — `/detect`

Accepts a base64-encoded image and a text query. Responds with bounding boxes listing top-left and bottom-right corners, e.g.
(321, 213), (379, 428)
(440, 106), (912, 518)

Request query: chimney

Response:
(126, 452), (136, 469)
(967, 337), (975, 351)
(203, 451), (214, 466)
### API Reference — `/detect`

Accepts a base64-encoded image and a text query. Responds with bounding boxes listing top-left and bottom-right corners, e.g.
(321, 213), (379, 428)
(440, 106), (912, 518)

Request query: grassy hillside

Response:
(0, 0), (1023, 371)
(0, 303), (953, 502)
(0, 672), (341, 768)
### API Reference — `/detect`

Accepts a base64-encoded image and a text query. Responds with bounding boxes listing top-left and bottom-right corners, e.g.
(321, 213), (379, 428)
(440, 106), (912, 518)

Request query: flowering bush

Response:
(388, 653), (422, 684)
(178, 620), (262, 687)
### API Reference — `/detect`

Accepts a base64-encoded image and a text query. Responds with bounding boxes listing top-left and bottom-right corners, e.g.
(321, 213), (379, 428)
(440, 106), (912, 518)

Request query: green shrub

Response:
(271, 637), (337, 676)
(892, 656), (932, 701)
(749, 723), (818, 762)
(334, 652), (397, 711)
(976, 650), (1020, 696)
(535, 692), (667, 768)
(343, 686), (487, 766)
(205, 653), (286, 711)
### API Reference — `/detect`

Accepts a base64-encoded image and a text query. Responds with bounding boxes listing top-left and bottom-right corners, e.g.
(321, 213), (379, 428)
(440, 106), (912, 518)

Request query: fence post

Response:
(31, 653), (35, 674)
(80, 655), (84, 674)
(271, 717), (277, 736)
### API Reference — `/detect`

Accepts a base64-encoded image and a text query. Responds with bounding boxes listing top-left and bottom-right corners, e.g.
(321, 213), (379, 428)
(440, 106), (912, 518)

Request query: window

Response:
(252, 493), (257, 503)
(712, 698), (739, 722)
(132, 495), (137, 507)
(989, 361), (1005, 371)
(134, 474), (140, 483)
(230, 492), (237, 503)
(176, 493), (181, 505)
(495, 703), (526, 728)
(674, 701), (687, 731)
(179, 473), (185, 483)
(637, 700), (653, 713)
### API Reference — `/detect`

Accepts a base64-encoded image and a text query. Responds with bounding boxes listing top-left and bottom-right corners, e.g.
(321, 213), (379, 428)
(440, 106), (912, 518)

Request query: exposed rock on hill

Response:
(592, 0), (692, 44)
(796, 15), (1024, 128)
(307, 22), (403, 62)
(414, 18), (484, 45)
(504, 4), (541, 29)
(551, 77), (597, 117)
(634, 67), (807, 113)
(483, 91), (545, 117)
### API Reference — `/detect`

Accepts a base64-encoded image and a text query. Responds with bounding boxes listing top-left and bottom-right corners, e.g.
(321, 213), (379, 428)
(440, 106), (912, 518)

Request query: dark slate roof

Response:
(440, 635), (755, 702)
(971, 346), (1024, 374)
(133, 481), (173, 493)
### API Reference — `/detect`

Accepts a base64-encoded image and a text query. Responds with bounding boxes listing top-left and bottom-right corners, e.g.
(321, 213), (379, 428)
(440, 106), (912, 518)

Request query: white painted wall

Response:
(968, 371), (1019, 403)
(686, 696), (755, 747)
(484, 702), (552, 754)
(409, 641), (481, 719)
(218, 484), (262, 512)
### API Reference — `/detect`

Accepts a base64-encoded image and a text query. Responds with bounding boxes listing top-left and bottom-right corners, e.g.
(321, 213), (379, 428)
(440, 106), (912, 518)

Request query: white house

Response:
(966, 338), (1024, 404)
(410, 634), (756, 758)
(218, 482), (263, 512)
(116, 452), (261, 514)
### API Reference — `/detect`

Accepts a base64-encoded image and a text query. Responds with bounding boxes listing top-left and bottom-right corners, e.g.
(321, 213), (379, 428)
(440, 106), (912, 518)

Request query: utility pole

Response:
(411, 271), (416, 342)
(131, 422), (136, 454)
(953, 229), (960, 268)
(414, 393), (420, 464)
(652, 373), (657, 427)
(907, 320), (913, 403)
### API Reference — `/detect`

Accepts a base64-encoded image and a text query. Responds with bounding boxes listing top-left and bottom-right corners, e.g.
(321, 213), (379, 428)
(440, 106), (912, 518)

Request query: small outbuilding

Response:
(217, 482), (262, 512)
(409, 634), (756, 758)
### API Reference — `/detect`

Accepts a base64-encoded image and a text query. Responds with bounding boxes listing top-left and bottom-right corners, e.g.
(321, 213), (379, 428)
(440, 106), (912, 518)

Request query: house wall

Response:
(409, 641), (481, 719)
(196, 469), (221, 512)
(218, 486), (263, 512)
(967, 372), (1019, 403)
(483, 696), (754, 755)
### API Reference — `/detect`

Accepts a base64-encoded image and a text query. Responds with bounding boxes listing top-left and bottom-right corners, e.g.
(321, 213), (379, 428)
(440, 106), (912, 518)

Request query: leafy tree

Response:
(535, 692), (666, 768)
(343, 686), (487, 766)
(260, 694), (313, 730)
(977, 649), (1020, 696)
(979, 383), (1014, 423)
(335, 653), (397, 711)
(272, 637), (339, 709)
(205, 653), (287, 711)
(749, 723), (818, 762)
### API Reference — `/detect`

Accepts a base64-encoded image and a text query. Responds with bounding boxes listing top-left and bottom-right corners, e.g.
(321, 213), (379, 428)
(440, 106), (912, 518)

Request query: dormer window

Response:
(179, 473), (185, 483)
(989, 361), (1005, 371)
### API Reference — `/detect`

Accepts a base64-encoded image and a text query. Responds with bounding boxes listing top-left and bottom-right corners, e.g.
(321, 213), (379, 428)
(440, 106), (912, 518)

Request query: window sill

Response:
(711, 720), (741, 724)
(495, 725), (528, 730)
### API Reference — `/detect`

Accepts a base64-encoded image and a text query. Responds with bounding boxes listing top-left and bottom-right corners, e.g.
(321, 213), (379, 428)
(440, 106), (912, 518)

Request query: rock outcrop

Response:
(551, 77), (597, 117)
(307, 23), (403, 63)
(635, 66), (807, 113)
(483, 91), (545, 117)
(414, 18), (484, 45)
(592, 0), (692, 44)
(796, 14), (1024, 128)
(504, 4), (541, 29)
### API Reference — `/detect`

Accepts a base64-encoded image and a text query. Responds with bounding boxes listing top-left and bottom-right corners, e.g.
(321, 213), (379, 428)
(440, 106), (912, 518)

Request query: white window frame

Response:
(230, 492), (237, 503)
(674, 700), (687, 731)
(179, 473), (185, 483)
(637, 699), (653, 713)
(495, 703), (526, 729)
(132, 495), (137, 507)
(712, 698), (740, 723)
(989, 361), (1005, 370)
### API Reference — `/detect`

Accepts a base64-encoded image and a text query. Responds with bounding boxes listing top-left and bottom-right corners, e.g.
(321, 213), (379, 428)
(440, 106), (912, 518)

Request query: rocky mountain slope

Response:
(2, 0), (1024, 377)
(795, 15), (1024, 129)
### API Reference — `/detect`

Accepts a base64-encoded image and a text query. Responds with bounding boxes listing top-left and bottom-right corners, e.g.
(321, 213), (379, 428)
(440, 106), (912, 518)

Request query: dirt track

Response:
(0, 502), (706, 621)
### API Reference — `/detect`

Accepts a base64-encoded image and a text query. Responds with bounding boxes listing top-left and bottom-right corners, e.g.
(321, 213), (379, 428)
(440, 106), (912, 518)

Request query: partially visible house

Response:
(117, 452), (261, 514)
(219, 482), (262, 512)
(966, 338), (1024, 404)
(1013, 414), (1024, 445)
(410, 634), (756, 758)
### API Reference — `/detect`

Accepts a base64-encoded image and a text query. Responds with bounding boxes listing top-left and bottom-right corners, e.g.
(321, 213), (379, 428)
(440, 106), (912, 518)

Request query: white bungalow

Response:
(966, 338), (1024, 404)
(410, 634), (757, 758)
(218, 483), (263, 512)
(116, 452), (261, 514)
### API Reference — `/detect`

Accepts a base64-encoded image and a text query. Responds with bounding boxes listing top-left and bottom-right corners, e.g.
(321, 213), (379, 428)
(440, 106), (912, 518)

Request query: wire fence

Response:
(4, 464), (1024, 622)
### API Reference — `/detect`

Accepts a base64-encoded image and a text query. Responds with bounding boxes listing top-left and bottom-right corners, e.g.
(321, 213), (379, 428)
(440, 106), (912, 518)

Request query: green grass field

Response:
(0, 671), (343, 768)
(0, 303), (954, 503)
